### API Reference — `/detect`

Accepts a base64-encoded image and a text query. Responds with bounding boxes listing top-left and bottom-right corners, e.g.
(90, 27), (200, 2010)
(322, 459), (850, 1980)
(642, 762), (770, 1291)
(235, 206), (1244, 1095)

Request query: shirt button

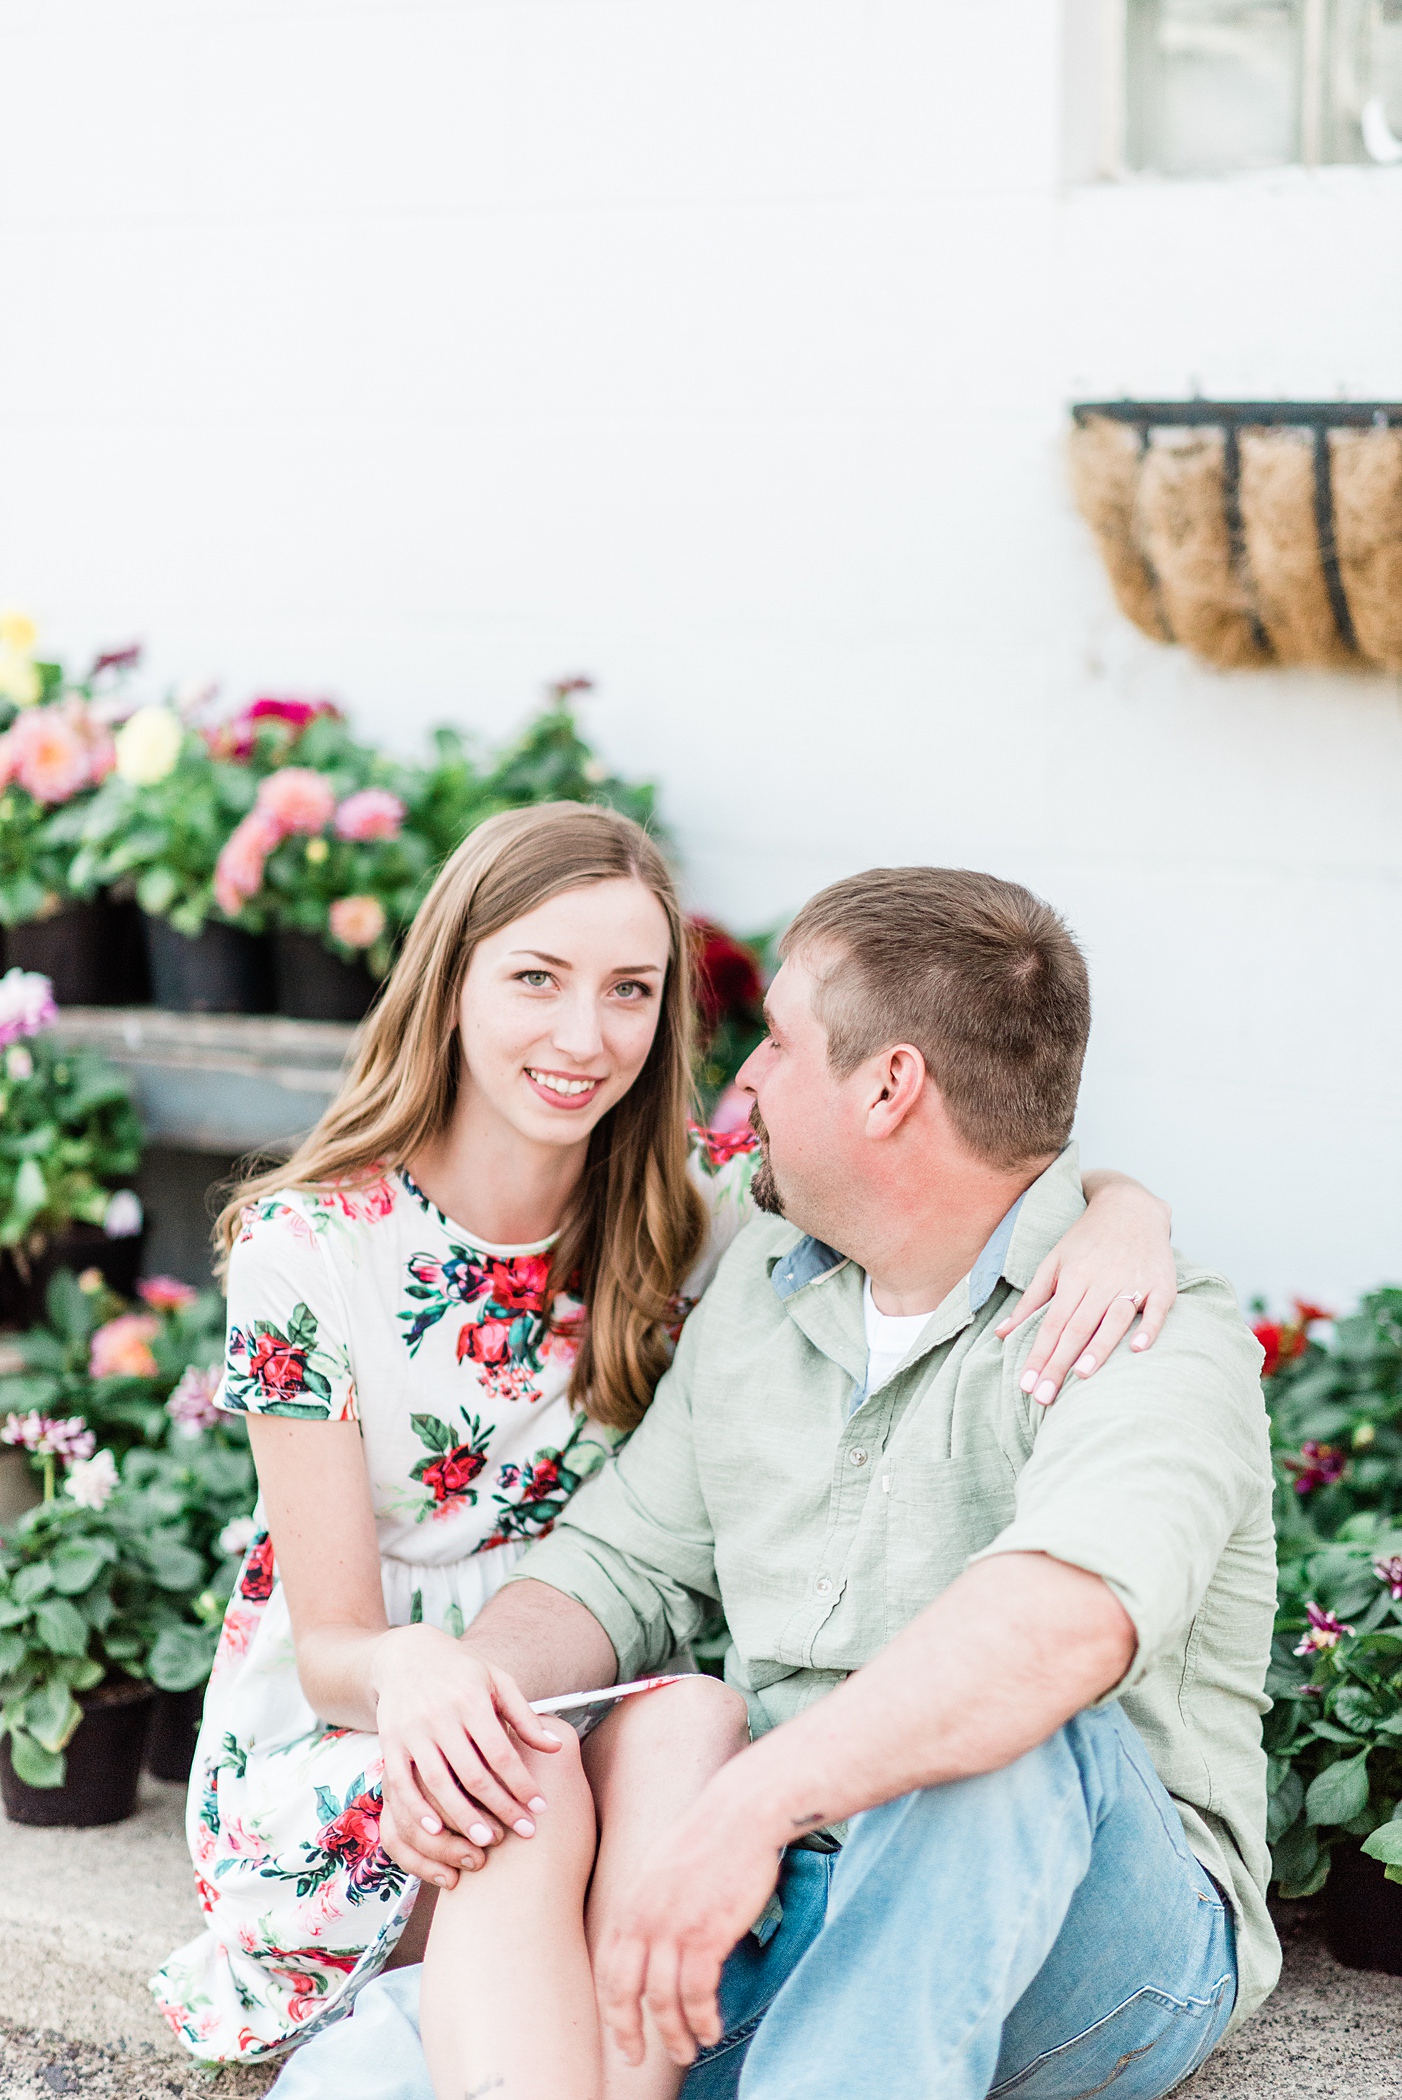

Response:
(849, 1447), (869, 1467)
(815, 1576), (833, 1596)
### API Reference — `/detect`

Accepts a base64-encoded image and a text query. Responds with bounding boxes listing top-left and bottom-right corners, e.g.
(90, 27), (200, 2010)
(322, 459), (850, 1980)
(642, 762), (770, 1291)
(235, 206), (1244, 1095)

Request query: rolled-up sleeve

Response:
(507, 1297), (720, 1680)
(970, 1291), (1270, 1697)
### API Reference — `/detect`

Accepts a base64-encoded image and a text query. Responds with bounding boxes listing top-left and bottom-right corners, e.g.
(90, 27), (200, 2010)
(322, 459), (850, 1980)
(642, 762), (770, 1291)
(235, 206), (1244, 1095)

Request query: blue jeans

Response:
(686, 1705), (1235, 2100)
(269, 1706), (1234, 2100)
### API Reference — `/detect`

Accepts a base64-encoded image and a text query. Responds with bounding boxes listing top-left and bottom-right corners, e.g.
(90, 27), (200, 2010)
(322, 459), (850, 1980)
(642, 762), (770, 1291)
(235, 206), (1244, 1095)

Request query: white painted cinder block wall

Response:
(1, 0), (1399, 1307)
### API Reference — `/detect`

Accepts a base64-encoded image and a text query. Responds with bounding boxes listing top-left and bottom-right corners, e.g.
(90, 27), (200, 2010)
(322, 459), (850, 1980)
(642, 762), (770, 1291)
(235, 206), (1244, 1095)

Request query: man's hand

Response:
(594, 1781), (783, 2068)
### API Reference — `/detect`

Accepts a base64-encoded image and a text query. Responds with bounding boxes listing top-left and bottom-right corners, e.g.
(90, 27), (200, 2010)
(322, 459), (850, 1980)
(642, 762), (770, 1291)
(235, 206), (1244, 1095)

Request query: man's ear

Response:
(863, 1043), (927, 1138)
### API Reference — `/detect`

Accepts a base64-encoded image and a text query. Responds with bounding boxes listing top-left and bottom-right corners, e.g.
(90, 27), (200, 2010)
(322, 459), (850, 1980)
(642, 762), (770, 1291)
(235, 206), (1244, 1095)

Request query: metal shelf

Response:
(50, 1008), (359, 1155)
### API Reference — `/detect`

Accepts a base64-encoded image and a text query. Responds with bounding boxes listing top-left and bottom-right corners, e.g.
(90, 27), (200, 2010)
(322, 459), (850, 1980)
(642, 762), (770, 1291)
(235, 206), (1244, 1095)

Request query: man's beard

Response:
(748, 1103), (786, 1216)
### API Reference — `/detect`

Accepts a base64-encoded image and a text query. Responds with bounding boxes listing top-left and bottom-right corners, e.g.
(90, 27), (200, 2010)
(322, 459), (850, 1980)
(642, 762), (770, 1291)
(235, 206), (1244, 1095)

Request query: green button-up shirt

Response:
(514, 1145), (1280, 2024)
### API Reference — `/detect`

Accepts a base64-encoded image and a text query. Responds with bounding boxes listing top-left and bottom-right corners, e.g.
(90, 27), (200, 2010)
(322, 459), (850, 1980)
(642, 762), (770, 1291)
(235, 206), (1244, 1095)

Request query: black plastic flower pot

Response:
(0, 1680), (156, 1828)
(0, 1225), (146, 1328)
(273, 930), (377, 1022)
(4, 896), (149, 1006)
(145, 1683), (208, 1785)
(1323, 1842), (1402, 1975)
(143, 914), (274, 1015)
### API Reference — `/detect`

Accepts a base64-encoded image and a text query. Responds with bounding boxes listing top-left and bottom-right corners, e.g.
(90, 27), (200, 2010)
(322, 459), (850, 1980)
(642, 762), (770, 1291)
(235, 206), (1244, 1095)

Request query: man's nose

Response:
(732, 1043), (762, 1094)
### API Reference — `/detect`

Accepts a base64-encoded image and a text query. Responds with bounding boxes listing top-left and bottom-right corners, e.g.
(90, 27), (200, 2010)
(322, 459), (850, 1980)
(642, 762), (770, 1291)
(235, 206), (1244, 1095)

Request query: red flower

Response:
(689, 918), (763, 1035)
(691, 1121), (759, 1169)
(1293, 1300), (1334, 1327)
(318, 1791), (382, 1872)
(488, 1256), (550, 1312)
(1283, 1441), (1347, 1496)
(249, 1333), (308, 1396)
(1253, 1321), (1307, 1380)
(420, 1444), (489, 1503)
(238, 1531), (275, 1602)
(89, 642), (143, 678)
(522, 1458), (562, 1503)
(457, 1318), (513, 1366)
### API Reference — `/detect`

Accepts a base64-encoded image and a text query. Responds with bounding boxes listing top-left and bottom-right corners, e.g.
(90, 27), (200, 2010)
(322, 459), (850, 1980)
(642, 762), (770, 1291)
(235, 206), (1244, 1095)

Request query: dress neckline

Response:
(394, 1166), (560, 1259)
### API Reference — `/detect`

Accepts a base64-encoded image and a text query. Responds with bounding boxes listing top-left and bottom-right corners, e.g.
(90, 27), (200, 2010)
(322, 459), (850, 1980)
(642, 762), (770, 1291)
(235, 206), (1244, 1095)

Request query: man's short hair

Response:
(782, 868), (1090, 1167)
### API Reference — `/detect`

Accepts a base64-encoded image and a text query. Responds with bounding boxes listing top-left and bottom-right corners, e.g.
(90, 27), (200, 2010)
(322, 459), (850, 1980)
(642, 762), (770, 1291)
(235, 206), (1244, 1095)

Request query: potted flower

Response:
(0, 1266), (254, 1780)
(0, 621), (146, 1003)
(71, 697), (278, 1013)
(0, 1422), (208, 1824)
(0, 972), (144, 1325)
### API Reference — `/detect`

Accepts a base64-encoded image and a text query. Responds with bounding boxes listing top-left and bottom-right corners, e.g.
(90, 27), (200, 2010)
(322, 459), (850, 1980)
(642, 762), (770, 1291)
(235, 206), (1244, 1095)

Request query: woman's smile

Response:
(524, 1066), (605, 1109)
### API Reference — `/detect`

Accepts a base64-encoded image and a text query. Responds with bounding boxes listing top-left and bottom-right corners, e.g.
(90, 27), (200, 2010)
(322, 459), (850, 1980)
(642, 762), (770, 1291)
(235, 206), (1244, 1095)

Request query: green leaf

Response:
(12, 1564), (54, 1607)
(1306, 1751), (1371, 1827)
(410, 1413), (453, 1455)
(1362, 1822), (1402, 1868)
(34, 1597), (90, 1658)
(22, 1679), (82, 1752)
(143, 1537), (205, 1593)
(443, 1602), (464, 1639)
(8, 1728), (64, 1788)
(1267, 1766), (1304, 1840)
(0, 1630), (25, 1678)
(148, 1625), (215, 1694)
(49, 1542), (113, 1595)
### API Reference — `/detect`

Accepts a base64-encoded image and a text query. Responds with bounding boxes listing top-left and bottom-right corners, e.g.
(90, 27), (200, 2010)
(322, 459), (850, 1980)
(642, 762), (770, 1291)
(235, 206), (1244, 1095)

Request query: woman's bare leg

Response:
(583, 1675), (752, 2100)
(420, 1723), (603, 2100)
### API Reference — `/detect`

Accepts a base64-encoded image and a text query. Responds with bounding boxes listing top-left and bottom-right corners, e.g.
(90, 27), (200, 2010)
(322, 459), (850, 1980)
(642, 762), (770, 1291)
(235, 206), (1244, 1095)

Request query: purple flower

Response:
(1294, 1601), (1355, 1656)
(1375, 1556), (1402, 1601)
(0, 968), (57, 1047)
(165, 1364), (222, 1436)
(1, 1411), (96, 1463)
(1283, 1441), (1347, 1495)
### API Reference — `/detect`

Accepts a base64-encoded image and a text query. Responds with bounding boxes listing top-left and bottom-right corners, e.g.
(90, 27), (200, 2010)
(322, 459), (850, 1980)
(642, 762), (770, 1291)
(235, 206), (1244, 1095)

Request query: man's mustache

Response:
(749, 1102), (768, 1147)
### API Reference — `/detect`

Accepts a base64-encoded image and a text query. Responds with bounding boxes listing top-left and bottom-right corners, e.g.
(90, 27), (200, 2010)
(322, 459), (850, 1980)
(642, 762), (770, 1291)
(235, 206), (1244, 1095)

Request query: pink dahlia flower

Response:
(256, 766), (336, 836)
(3, 706), (91, 804)
(214, 809), (281, 917)
(1, 1412), (96, 1462)
(166, 1363), (223, 1434)
(1294, 1601), (1355, 1657)
(329, 894), (386, 949)
(0, 968), (57, 1046)
(138, 1274), (199, 1312)
(90, 1312), (161, 1380)
(1375, 1556), (1402, 1601)
(334, 787), (405, 843)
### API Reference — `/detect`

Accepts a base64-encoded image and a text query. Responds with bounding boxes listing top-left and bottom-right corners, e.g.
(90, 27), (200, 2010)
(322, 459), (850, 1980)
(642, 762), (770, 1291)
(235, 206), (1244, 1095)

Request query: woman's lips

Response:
(524, 1067), (603, 1112)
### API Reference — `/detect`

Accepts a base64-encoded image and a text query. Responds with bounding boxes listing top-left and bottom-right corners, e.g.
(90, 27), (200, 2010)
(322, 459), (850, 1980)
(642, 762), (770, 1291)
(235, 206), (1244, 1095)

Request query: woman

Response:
(151, 801), (1177, 2081)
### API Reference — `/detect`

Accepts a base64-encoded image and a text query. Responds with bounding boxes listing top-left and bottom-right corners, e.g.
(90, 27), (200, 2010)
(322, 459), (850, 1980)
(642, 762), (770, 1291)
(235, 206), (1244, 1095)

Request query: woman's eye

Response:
(518, 971), (553, 989)
(612, 980), (652, 1002)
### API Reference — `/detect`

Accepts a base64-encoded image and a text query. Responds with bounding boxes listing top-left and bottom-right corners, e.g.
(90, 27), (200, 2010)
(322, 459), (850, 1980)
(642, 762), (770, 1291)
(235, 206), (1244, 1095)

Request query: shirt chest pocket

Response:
(881, 1446), (1018, 1640)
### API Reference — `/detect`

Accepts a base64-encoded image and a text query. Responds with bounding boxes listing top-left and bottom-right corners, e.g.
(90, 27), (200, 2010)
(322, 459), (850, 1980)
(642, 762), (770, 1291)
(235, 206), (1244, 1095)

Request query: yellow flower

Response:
(0, 640), (41, 707)
(305, 836), (329, 864)
(115, 704), (183, 785)
(0, 611), (37, 653)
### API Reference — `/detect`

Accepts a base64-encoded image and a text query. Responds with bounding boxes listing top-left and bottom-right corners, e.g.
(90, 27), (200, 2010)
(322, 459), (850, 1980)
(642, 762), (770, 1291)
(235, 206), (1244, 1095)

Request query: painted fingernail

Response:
(420, 1812), (442, 1834)
(1034, 1379), (1057, 1405)
(468, 1822), (493, 1845)
(513, 1818), (536, 1838)
(542, 1729), (561, 1743)
(465, 1855), (482, 1871)
(435, 1874), (451, 1887)
(1020, 1369), (1038, 1394)
(1132, 1334), (1149, 1349)
(1074, 1353), (1095, 1376)
(528, 1795), (547, 1812)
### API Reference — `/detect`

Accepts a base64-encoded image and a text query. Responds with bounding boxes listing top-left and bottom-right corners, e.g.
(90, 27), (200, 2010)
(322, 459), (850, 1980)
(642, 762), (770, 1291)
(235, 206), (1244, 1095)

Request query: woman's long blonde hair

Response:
(216, 802), (707, 1432)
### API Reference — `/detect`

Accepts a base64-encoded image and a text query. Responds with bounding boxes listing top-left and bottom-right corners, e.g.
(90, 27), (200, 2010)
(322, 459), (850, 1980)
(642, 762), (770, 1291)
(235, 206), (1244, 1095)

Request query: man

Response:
(283, 867), (1278, 2099)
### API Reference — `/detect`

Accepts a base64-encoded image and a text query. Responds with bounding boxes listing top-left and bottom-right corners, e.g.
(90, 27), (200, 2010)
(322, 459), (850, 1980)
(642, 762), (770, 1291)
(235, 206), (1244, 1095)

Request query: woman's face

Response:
(457, 877), (673, 1148)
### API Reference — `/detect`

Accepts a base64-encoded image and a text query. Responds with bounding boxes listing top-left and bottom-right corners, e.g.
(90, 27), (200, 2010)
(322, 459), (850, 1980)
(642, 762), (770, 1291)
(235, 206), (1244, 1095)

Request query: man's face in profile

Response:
(735, 951), (855, 1242)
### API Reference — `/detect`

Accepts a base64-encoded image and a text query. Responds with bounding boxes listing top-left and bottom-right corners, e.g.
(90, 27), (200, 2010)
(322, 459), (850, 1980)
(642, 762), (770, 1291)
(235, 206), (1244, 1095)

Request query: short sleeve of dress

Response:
(218, 1196), (359, 1423)
(678, 1123), (762, 1305)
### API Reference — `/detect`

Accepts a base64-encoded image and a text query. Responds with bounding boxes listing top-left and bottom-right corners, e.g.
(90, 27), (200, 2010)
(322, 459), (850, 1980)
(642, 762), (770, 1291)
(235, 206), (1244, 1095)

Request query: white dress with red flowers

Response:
(149, 1129), (758, 2063)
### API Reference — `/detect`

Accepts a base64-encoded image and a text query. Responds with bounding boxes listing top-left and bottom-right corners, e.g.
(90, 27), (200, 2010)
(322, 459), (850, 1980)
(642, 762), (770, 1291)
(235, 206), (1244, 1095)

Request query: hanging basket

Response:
(1069, 401), (1402, 672)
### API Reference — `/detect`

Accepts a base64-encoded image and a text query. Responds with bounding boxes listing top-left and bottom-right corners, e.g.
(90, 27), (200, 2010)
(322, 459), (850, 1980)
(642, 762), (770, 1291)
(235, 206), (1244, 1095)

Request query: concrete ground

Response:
(1, 1780), (1400, 2096)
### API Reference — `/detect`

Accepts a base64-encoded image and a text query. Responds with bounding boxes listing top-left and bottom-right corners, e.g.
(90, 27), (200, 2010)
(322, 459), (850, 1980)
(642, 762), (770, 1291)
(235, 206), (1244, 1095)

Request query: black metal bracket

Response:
(1072, 400), (1402, 429)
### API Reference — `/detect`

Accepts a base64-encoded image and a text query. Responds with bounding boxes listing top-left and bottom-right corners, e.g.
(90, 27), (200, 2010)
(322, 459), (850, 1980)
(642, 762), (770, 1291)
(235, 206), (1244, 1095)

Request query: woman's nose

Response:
(550, 993), (606, 1063)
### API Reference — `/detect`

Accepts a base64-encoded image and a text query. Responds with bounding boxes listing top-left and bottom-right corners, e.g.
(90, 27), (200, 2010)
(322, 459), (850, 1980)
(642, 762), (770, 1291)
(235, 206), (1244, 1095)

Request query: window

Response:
(1124, 0), (1402, 173)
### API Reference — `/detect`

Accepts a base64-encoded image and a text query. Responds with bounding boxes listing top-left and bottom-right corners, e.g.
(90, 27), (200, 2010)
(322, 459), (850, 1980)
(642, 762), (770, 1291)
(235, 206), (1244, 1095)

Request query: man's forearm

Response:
(460, 1576), (619, 1701)
(709, 1553), (1135, 1845)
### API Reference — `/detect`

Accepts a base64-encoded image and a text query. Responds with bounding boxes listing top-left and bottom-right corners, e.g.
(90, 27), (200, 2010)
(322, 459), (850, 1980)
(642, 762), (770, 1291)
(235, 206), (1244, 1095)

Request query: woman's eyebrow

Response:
(508, 950), (663, 974)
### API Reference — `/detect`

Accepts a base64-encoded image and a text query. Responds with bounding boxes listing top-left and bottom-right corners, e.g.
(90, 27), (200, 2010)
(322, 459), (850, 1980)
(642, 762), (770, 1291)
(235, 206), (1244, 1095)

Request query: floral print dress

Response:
(150, 1127), (759, 2063)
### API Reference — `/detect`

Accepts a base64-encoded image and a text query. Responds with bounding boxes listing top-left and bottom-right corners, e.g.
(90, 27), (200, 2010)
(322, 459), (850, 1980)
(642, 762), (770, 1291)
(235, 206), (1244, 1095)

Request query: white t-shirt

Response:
(861, 1274), (935, 1401)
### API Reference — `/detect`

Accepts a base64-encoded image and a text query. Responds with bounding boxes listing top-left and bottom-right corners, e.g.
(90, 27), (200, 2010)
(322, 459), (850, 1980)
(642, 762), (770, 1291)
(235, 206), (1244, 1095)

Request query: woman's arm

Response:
(994, 1169), (1176, 1405)
(246, 1415), (561, 1889)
